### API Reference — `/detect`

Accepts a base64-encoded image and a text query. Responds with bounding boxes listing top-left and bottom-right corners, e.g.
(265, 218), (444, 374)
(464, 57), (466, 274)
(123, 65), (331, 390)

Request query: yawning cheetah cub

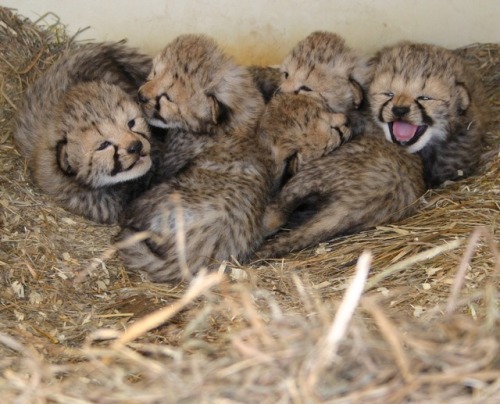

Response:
(15, 42), (153, 224)
(369, 42), (484, 187)
(117, 34), (271, 283)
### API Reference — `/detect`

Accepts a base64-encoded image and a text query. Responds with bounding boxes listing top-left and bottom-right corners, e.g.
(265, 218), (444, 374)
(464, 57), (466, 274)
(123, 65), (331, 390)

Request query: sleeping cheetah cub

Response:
(137, 34), (262, 136)
(279, 31), (371, 121)
(117, 34), (270, 283)
(259, 93), (353, 190)
(259, 131), (426, 258)
(369, 42), (484, 187)
(15, 42), (153, 224)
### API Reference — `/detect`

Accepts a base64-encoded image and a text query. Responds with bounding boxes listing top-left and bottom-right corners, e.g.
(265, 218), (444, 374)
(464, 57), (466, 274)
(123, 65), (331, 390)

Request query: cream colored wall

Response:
(4, 0), (500, 65)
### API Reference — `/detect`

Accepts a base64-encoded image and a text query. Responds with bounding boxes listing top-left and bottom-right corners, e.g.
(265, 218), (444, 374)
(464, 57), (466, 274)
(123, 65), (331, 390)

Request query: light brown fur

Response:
(117, 34), (271, 283)
(369, 42), (484, 187)
(15, 42), (153, 224)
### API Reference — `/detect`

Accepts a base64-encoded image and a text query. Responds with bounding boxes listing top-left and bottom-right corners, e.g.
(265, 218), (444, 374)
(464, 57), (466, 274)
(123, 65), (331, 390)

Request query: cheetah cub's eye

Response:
(128, 119), (135, 129)
(299, 85), (312, 92)
(282, 72), (289, 79)
(383, 92), (394, 98)
(97, 141), (112, 151)
(160, 93), (173, 102)
(417, 96), (433, 101)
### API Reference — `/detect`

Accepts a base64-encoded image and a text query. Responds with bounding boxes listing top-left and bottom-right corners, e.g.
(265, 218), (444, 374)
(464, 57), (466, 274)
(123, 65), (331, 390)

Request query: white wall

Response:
(4, 0), (500, 64)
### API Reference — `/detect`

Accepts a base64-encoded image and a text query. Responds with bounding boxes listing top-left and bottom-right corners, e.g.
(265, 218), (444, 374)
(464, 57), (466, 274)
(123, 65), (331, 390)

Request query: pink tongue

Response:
(392, 121), (418, 141)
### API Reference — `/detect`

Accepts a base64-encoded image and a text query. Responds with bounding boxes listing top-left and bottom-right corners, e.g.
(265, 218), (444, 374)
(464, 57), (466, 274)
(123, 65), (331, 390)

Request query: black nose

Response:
(137, 90), (148, 104)
(392, 106), (410, 118)
(127, 140), (143, 155)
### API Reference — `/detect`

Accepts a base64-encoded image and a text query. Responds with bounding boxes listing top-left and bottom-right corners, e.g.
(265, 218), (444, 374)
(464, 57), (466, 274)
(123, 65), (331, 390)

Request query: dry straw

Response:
(1, 7), (499, 402)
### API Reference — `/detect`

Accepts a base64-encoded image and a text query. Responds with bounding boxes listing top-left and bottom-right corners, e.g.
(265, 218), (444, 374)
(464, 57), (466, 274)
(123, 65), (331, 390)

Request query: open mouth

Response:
(388, 121), (428, 146)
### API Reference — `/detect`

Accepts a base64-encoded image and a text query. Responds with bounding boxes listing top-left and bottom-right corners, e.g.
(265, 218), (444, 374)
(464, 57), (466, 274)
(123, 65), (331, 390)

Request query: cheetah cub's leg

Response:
(260, 211), (341, 258)
(262, 173), (325, 237)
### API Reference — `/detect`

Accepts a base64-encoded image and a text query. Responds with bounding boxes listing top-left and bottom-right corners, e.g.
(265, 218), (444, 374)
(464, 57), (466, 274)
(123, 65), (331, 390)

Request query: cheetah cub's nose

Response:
(392, 106), (410, 118)
(137, 90), (148, 104)
(127, 140), (143, 155)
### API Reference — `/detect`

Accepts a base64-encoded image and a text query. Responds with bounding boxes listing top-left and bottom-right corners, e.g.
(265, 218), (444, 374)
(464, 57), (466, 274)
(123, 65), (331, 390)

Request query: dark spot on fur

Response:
(144, 238), (165, 259)
(379, 99), (392, 122)
(415, 101), (434, 125)
(111, 145), (122, 176)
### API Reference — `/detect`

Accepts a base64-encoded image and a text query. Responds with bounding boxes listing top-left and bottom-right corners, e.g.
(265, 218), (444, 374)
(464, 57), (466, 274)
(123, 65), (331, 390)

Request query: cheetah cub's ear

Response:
(208, 94), (230, 125)
(455, 83), (471, 115)
(349, 77), (365, 110)
(55, 140), (75, 176)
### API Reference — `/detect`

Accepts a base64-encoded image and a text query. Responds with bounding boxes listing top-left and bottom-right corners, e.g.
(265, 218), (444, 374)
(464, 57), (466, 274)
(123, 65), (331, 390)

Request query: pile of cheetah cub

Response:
(15, 31), (484, 283)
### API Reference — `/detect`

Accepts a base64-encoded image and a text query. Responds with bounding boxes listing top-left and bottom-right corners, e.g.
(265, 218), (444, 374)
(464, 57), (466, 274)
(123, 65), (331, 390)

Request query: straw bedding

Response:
(0, 7), (498, 402)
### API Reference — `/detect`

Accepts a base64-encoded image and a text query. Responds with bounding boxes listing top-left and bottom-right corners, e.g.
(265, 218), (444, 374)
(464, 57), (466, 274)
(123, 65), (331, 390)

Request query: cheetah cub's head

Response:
(138, 34), (263, 135)
(259, 93), (352, 188)
(279, 31), (371, 114)
(369, 42), (475, 153)
(55, 82), (152, 188)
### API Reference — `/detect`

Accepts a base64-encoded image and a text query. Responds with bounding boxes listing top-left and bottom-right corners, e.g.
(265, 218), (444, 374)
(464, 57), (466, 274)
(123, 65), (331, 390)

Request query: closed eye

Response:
(96, 141), (112, 151)
(159, 93), (172, 102)
(417, 95), (433, 101)
(383, 92), (394, 98)
(299, 85), (312, 92)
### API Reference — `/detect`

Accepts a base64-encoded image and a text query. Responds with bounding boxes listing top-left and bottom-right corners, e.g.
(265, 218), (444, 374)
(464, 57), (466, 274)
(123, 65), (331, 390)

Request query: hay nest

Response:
(1, 7), (499, 402)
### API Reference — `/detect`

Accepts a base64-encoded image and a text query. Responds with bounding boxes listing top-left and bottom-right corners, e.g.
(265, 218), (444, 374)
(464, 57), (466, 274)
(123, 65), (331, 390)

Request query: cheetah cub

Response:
(117, 34), (271, 283)
(279, 31), (372, 121)
(259, 93), (353, 191)
(259, 131), (426, 258)
(15, 42), (153, 224)
(369, 42), (484, 187)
